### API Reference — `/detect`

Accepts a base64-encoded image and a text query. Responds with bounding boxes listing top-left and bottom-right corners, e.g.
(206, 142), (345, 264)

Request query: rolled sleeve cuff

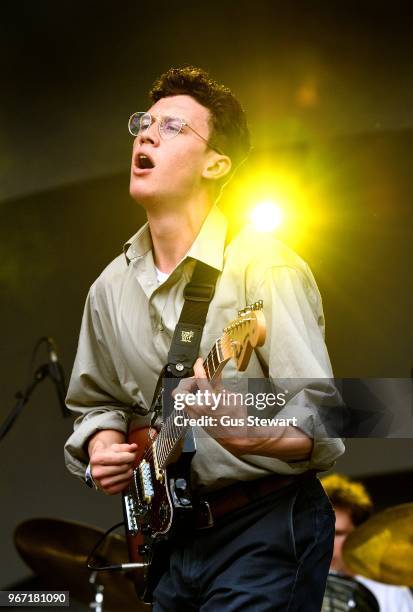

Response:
(275, 398), (345, 471)
(64, 409), (129, 480)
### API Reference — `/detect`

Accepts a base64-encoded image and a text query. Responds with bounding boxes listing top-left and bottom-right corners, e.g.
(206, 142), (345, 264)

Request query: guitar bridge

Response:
(153, 439), (164, 482)
(123, 494), (138, 535)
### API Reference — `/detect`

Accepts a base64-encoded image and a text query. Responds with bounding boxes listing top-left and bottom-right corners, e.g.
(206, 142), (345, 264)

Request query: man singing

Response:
(65, 66), (344, 610)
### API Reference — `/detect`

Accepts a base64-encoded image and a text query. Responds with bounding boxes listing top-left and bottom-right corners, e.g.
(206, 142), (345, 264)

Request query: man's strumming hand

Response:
(88, 429), (137, 495)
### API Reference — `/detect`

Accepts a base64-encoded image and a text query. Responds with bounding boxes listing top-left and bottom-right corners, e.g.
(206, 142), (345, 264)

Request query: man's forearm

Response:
(216, 426), (313, 461)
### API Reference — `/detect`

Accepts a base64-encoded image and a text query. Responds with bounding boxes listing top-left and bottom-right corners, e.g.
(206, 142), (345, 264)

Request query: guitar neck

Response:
(155, 338), (230, 469)
(203, 337), (231, 382)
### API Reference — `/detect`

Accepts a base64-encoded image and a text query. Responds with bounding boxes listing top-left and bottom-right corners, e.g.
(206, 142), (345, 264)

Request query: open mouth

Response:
(135, 153), (155, 170)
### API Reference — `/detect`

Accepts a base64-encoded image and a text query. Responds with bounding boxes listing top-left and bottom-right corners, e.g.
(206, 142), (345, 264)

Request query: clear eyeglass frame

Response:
(128, 111), (224, 155)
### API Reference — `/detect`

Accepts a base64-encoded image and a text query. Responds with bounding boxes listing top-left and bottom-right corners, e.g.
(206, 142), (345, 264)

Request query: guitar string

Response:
(141, 327), (238, 469)
(159, 342), (218, 465)
(140, 322), (247, 470)
(154, 342), (221, 468)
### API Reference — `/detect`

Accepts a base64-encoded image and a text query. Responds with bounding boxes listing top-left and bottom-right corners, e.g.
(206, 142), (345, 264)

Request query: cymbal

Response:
(14, 518), (148, 611)
(343, 503), (413, 586)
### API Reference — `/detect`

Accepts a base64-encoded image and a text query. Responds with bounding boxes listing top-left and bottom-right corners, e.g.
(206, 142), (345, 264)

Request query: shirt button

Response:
(158, 323), (164, 331)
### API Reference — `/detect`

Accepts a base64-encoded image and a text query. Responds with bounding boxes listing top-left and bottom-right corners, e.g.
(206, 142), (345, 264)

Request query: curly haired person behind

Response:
(322, 473), (413, 612)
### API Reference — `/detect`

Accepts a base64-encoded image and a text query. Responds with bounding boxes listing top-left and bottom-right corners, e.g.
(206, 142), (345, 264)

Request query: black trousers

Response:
(152, 475), (335, 611)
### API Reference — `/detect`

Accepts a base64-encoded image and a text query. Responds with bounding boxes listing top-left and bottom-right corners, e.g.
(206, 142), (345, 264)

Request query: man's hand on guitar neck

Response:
(87, 429), (137, 495)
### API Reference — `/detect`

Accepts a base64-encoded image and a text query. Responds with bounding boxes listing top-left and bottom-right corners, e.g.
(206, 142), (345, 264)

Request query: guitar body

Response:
(122, 426), (194, 603)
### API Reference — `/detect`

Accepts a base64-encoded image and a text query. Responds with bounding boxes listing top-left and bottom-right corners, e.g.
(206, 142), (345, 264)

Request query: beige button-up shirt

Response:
(64, 205), (344, 490)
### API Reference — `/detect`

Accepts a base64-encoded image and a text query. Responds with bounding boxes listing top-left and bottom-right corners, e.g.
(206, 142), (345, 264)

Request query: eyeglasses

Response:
(128, 111), (224, 155)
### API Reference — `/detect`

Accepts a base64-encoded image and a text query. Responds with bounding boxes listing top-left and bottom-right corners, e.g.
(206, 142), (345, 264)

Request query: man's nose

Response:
(138, 121), (159, 146)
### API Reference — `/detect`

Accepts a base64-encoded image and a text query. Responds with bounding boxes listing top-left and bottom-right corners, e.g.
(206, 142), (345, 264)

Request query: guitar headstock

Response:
(220, 301), (266, 371)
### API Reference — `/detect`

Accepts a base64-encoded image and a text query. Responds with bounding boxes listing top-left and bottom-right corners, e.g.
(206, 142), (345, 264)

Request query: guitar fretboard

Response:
(154, 337), (229, 469)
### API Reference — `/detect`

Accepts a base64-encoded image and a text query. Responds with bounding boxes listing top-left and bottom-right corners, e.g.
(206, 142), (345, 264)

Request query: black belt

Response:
(194, 471), (317, 529)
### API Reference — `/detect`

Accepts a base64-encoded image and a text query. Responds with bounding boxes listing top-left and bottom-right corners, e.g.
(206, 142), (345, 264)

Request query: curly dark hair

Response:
(149, 66), (251, 171)
(321, 473), (374, 527)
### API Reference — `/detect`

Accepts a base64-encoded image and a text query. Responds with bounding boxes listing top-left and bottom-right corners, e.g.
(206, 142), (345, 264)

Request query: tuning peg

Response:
(250, 300), (263, 311)
(238, 300), (263, 316)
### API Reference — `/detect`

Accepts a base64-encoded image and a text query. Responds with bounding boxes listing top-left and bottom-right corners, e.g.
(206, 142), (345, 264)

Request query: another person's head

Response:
(129, 66), (250, 207)
(322, 473), (373, 574)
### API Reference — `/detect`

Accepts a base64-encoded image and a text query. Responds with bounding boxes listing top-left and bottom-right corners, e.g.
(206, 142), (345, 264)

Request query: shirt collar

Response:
(123, 223), (152, 264)
(123, 205), (227, 271)
(186, 205), (227, 271)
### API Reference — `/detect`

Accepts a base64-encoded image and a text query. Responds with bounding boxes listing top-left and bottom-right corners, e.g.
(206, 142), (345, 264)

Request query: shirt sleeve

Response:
(64, 283), (147, 479)
(252, 264), (345, 470)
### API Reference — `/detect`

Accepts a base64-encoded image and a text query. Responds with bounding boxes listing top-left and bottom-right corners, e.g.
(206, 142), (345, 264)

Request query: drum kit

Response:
(14, 518), (147, 611)
(14, 503), (413, 611)
(323, 502), (413, 611)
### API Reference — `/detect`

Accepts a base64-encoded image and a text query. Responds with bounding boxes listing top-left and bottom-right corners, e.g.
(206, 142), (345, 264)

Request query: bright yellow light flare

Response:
(250, 201), (284, 232)
(221, 159), (328, 251)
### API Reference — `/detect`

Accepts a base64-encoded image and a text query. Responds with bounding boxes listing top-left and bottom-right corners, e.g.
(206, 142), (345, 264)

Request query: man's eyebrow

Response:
(151, 112), (187, 120)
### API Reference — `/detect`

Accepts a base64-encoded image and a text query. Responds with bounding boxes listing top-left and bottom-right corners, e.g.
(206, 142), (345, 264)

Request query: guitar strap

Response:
(166, 260), (220, 379)
(166, 219), (236, 382)
(150, 260), (220, 426)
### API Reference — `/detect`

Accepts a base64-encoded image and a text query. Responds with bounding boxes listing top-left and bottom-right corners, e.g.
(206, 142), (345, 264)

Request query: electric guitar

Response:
(122, 301), (266, 602)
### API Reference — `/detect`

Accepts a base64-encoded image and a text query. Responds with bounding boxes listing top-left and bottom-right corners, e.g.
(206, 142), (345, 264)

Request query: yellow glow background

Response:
(221, 151), (329, 252)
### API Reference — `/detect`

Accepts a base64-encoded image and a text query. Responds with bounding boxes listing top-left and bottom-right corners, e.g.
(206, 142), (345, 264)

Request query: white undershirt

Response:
(155, 266), (169, 285)
(356, 575), (413, 612)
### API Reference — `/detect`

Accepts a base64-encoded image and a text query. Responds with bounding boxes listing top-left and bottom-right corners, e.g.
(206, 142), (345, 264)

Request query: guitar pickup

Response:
(153, 439), (165, 482)
(139, 460), (155, 503)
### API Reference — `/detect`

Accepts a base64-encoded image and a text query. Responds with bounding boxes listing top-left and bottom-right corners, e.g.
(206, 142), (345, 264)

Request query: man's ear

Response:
(202, 153), (232, 182)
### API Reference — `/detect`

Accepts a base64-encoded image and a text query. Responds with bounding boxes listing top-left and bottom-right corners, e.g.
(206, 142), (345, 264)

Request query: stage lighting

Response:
(250, 201), (284, 232)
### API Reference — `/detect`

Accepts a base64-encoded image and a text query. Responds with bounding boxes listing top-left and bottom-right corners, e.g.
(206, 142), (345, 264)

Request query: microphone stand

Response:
(0, 363), (51, 442)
